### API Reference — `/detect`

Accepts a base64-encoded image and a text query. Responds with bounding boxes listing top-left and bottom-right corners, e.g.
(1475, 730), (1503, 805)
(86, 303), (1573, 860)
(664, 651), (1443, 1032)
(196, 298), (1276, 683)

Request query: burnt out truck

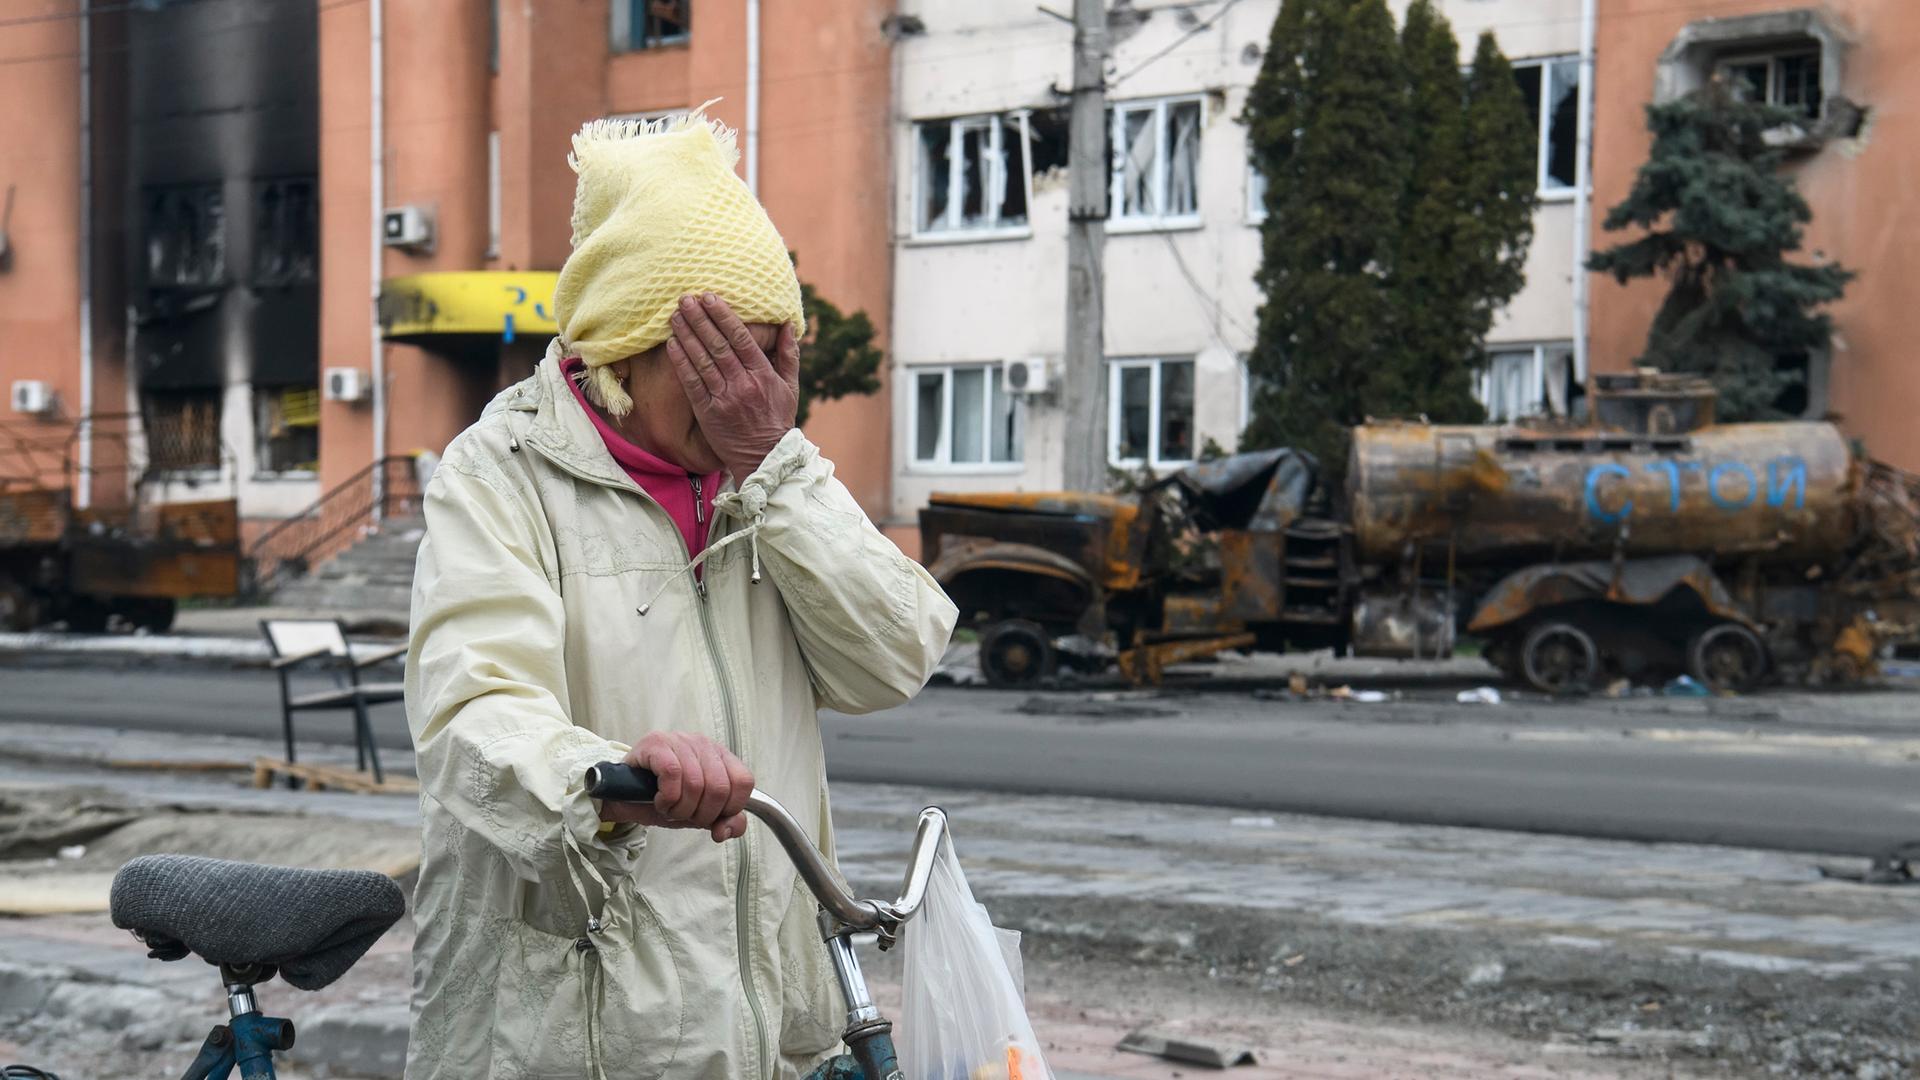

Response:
(919, 372), (1920, 691)
(0, 415), (241, 632)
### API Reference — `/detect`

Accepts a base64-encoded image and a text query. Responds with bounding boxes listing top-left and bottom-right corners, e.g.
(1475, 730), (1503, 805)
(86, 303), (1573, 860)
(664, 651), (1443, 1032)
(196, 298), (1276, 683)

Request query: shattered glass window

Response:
(1166, 100), (1201, 217)
(254, 179), (317, 285)
(1775, 53), (1823, 118)
(145, 185), (226, 287)
(917, 123), (953, 233)
(1514, 59), (1581, 194)
(1117, 106), (1156, 219)
(1110, 96), (1204, 226)
(914, 113), (1031, 235)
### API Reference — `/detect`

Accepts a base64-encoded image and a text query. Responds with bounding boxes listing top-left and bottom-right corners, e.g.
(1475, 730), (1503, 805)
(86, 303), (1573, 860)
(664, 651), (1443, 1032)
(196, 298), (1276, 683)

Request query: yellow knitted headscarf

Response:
(553, 106), (805, 418)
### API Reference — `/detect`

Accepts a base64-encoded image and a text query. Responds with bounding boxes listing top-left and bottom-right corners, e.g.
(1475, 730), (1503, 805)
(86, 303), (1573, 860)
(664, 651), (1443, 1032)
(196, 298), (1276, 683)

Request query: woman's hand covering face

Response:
(664, 293), (800, 479)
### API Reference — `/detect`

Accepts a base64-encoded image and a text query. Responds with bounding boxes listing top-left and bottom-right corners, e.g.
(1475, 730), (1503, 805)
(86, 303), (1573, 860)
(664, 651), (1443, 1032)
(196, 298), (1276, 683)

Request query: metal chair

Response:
(260, 619), (405, 784)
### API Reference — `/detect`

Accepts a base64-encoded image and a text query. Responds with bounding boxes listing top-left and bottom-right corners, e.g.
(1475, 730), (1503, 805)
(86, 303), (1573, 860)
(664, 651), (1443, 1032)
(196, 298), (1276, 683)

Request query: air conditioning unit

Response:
(324, 367), (370, 404)
(1002, 357), (1051, 396)
(381, 205), (434, 250)
(10, 380), (55, 416)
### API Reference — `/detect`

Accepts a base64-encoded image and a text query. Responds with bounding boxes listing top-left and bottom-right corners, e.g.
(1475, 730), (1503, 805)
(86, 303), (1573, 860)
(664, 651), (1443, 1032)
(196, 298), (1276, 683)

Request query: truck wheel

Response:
(1521, 621), (1599, 694)
(1689, 623), (1767, 693)
(115, 597), (177, 633)
(0, 576), (37, 632)
(979, 619), (1056, 687)
(61, 597), (110, 634)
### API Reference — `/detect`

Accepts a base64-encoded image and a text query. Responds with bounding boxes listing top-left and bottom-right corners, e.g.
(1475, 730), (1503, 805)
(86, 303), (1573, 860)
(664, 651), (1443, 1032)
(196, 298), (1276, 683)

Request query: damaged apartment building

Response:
(883, 0), (1598, 531)
(129, 0), (323, 519)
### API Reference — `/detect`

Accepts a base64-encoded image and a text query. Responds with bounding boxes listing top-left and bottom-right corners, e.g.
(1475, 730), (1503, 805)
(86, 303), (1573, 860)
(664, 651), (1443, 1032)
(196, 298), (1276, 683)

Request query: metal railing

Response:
(0, 412), (239, 517)
(244, 456), (422, 597)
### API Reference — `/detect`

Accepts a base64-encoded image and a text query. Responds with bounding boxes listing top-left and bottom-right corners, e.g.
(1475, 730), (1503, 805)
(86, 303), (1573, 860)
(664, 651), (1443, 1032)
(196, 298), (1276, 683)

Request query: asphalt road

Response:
(3, 663), (1916, 857)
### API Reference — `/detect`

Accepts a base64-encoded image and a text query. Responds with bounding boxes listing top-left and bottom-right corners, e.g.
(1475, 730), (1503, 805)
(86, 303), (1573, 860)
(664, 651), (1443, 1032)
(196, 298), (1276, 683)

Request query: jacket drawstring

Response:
(635, 488), (766, 616)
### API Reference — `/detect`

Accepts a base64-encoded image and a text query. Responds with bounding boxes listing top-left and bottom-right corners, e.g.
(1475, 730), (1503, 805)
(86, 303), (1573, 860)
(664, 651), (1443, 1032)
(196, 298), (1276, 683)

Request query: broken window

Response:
(1026, 107), (1071, 180)
(1719, 51), (1823, 119)
(254, 178), (317, 286)
(1479, 342), (1578, 422)
(611, 0), (688, 51)
(1109, 96), (1203, 227)
(1109, 357), (1195, 467)
(911, 364), (1023, 466)
(914, 113), (1033, 236)
(255, 385), (320, 474)
(1514, 59), (1580, 195)
(143, 390), (223, 473)
(145, 184), (225, 287)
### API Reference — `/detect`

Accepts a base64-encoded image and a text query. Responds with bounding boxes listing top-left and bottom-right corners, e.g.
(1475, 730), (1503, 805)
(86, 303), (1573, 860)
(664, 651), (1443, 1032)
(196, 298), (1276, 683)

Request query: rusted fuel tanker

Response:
(1339, 373), (1920, 690)
(921, 372), (1920, 692)
(1349, 421), (1855, 566)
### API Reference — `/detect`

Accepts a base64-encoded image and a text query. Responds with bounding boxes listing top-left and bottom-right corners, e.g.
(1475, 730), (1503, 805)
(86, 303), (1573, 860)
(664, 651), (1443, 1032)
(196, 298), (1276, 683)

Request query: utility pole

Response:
(1060, 0), (1108, 491)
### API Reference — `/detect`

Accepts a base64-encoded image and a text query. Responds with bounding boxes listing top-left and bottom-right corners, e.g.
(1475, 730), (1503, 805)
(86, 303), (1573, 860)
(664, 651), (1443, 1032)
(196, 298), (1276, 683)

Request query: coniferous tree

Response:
(1383, 1), (1476, 419)
(1589, 87), (1852, 420)
(1243, 0), (1535, 475)
(1242, 0), (1409, 472)
(795, 279), (882, 428)
(1458, 33), (1540, 380)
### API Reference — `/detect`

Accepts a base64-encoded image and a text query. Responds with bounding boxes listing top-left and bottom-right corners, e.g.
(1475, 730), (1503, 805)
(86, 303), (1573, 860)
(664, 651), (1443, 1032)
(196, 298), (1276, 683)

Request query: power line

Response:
(1109, 0), (1246, 91)
(1161, 230), (1255, 344)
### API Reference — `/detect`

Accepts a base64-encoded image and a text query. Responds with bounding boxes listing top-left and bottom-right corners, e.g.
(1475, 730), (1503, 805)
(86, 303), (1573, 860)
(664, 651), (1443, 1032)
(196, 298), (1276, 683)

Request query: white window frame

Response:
(1513, 57), (1581, 201)
(1716, 50), (1823, 117)
(908, 363), (1025, 472)
(1109, 95), (1206, 233)
(910, 112), (1034, 241)
(1477, 341), (1580, 422)
(1108, 357), (1197, 468)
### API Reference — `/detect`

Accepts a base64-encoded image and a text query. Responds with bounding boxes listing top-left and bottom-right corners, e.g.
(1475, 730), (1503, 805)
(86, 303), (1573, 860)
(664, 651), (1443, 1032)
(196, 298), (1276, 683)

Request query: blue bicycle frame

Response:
(177, 968), (294, 1080)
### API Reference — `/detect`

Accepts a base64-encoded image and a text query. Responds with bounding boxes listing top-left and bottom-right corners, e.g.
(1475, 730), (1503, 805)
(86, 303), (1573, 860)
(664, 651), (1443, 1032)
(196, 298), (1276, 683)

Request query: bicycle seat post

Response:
(208, 964), (296, 1080)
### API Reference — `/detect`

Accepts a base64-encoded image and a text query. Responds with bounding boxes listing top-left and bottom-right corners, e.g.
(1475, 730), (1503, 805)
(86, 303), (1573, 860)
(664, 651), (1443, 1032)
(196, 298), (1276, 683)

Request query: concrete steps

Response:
(267, 516), (425, 619)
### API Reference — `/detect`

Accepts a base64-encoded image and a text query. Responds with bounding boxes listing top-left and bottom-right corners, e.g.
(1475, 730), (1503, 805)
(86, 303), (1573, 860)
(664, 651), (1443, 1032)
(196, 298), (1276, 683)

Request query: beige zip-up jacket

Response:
(403, 351), (957, 1080)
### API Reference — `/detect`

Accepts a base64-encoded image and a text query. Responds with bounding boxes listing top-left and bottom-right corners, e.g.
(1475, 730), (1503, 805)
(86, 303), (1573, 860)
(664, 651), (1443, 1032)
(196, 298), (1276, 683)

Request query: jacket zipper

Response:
(521, 431), (772, 1077)
(692, 477), (706, 586)
(695, 581), (771, 1078)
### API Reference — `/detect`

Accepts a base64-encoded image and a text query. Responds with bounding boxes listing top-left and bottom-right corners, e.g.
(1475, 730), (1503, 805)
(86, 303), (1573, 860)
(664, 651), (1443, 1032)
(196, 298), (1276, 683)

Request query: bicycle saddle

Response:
(110, 854), (405, 991)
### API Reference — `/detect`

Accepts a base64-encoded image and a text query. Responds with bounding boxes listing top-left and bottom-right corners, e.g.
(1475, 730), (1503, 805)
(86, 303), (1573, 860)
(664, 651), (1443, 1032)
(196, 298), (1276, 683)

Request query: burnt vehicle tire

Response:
(1689, 622), (1767, 694)
(114, 597), (177, 633)
(979, 619), (1057, 687)
(61, 596), (111, 634)
(1520, 621), (1600, 694)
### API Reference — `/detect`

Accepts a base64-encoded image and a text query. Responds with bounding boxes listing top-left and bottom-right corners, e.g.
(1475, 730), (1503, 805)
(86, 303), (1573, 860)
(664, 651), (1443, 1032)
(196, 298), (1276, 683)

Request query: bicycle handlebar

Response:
(585, 762), (947, 937)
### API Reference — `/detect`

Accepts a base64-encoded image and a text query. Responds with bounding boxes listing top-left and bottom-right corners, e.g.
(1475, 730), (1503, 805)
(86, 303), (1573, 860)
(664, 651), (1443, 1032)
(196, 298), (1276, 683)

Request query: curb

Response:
(0, 633), (404, 670)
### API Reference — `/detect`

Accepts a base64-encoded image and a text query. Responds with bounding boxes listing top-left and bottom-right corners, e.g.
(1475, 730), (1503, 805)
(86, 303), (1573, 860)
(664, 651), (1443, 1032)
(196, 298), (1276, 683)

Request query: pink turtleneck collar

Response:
(559, 358), (720, 569)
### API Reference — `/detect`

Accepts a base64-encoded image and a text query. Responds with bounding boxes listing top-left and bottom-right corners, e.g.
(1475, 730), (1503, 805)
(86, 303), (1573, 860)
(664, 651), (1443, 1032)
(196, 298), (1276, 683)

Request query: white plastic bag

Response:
(898, 838), (1052, 1080)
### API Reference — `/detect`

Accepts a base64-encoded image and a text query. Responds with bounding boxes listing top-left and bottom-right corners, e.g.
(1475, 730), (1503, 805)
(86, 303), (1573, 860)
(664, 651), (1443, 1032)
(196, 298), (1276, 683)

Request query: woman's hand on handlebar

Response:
(598, 732), (754, 842)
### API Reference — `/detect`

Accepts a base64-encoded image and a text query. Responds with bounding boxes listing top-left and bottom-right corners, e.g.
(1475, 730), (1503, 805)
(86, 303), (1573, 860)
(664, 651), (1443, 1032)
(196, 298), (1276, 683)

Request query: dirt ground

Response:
(3, 908), (1728, 1080)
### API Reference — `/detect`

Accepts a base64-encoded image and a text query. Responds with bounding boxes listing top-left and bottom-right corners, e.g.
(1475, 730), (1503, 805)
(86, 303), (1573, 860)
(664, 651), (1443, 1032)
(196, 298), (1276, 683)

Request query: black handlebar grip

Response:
(585, 762), (660, 802)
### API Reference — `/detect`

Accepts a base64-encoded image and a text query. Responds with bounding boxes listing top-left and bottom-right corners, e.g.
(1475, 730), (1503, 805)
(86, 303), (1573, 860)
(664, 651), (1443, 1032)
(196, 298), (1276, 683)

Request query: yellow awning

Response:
(378, 271), (560, 341)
